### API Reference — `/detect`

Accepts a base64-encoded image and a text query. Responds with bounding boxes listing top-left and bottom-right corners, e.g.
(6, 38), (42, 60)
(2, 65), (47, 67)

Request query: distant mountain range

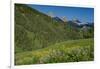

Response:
(52, 16), (94, 28)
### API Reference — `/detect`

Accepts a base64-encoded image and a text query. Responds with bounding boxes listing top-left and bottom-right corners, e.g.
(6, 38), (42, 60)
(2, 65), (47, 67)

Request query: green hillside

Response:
(15, 4), (94, 65)
(15, 38), (94, 65)
(15, 4), (82, 53)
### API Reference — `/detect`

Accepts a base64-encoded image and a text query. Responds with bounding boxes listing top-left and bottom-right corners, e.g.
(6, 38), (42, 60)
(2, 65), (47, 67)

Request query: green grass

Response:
(15, 38), (94, 65)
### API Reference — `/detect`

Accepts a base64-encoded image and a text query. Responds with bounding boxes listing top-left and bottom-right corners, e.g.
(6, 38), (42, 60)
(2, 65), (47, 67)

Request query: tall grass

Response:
(15, 38), (94, 65)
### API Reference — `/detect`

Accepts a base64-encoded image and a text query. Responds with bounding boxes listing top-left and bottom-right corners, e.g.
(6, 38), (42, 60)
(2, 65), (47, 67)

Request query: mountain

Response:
(52, 17), (94, 28)
(15, 4), (83, 53)
(53, 17), (64, 22)
(15, 4), (93, 53)
(67, 19), (94, 28)
(77, 22), (94, 28)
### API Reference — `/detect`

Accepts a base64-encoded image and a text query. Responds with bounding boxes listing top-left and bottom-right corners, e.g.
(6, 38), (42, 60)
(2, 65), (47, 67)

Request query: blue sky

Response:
(28, 4), (94, 23)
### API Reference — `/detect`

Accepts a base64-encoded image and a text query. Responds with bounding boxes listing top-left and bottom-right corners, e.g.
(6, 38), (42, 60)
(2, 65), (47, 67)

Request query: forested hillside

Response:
(15, 4), (85, 53)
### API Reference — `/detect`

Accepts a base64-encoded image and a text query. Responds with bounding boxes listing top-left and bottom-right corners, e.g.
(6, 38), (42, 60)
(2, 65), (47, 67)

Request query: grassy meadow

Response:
(15, 38), (94, 65)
